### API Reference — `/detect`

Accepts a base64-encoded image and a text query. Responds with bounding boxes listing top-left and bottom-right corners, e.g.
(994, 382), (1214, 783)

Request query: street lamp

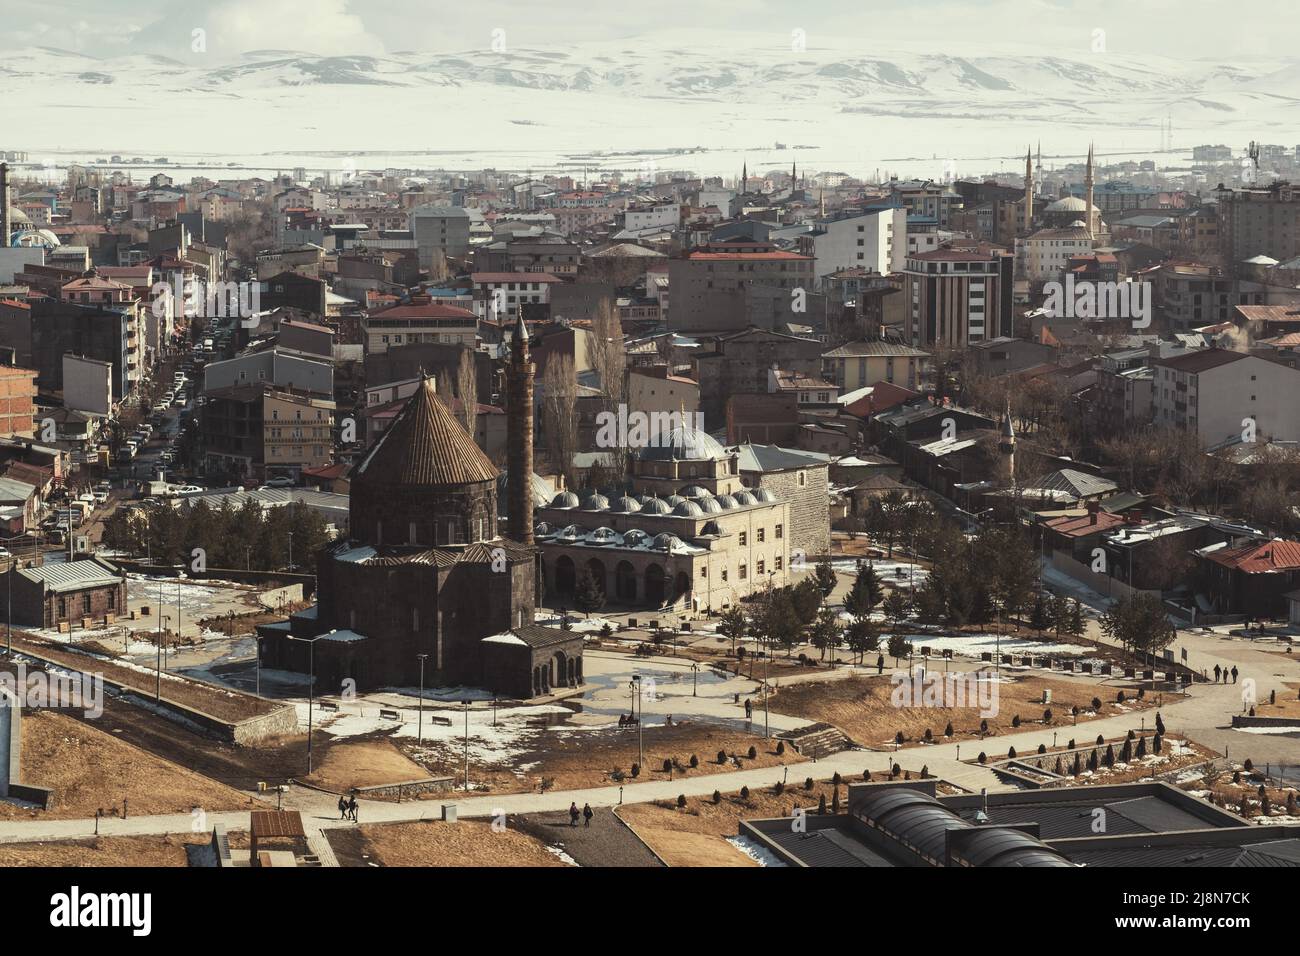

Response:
(462, 700), (471, 791)
(417, 653), (428, 742)
(691, 661), (699, 696)
(287, 531), (294, 572)
(285, 633), (327, 774)
(631, 675), (644, 770)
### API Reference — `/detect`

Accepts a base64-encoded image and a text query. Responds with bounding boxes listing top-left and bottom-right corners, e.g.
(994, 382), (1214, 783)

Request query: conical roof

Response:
(355, 377), (498, 486)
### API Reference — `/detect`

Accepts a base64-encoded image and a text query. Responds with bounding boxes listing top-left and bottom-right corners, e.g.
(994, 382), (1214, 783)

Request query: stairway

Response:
(778, 722), (854, 758)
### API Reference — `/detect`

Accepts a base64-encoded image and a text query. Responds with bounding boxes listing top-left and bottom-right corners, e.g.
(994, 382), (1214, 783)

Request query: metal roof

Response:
(19, 558), (122, 593)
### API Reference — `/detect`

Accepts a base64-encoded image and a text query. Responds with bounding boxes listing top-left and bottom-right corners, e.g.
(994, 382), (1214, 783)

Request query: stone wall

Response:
(753, 464), (830, 559)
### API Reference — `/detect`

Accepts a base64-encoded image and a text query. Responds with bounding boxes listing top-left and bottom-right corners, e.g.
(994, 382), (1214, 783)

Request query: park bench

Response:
(379, 708), (401, 721)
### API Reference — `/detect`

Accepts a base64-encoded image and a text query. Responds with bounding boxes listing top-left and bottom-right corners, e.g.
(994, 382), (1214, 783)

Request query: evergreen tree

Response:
(812, 555), (838, 597)
(844, 563), (883, 618)
(574, 568), (605, 617)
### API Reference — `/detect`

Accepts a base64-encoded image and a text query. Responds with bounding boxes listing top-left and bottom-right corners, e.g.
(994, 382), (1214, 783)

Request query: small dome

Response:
(640, 497), (671, 515)
(589, 527), (619, 543)
(701, 519), (722, 536)
(551, 491), (580, 508)
(734, 491), (757, 506)
(623, 529), (649, 547)
(715, 494), (738, 510)
(673, 500), (703, 517)
(638, 423), (728, 462)
(556, 524), (584, 541)
(698, 497), (723, 513)
(653, 533), (681, 551)
(754, 488), (777, 503)
(534, 521), (552, 535)
(679, 485), (712, 499)
(581, 494), (610, 511)
(610, 496), (641, 514)
(1045, 196), (1090, 213)
(635, 493), (656, 505)
(663, 494), (686, 507)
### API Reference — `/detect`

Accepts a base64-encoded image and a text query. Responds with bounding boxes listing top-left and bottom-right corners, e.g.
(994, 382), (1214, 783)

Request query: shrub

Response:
(862, 770), (871, 782)
(689, 754), (699, 768)
(944, 721), (954, 736)
(1096, 734), (1105, 746)
(979, 719), (989, 734)
(1072, 752), (1082, 775)
(1091, 697), (1102, 711)
(631, 762), (640, 778)
(1244, 758), (1254, 771)
(1136, 737), (1147, 758)
(1104, 744), (1115, 767)
(1136, 688), (1145, 700)
(1116, 690), (1126, 703)
(677, 794), (687, 809)
(833, 772), (842, 786)
(1037, 743), (1047, 754)
(832, 788), (841, 813)
(1153, 734), (1162, 754)
(818, 793), (827, 814)
(891, 763), (901, 777)
(1088, 749), (1098, 771)
(978, 752), (987, 764)
(923, 728), (933, 741)
(717, 750), (728, 765)
(1054, 756), (1063, 775)
(740, 786), (750, 799)
(662, 758), (673, 773)
(1120, 740), (1132, 762)
(774, 781), (784, 795)
(1067, 739), (1075, 750)
(747, 745), (757, 760)
(895, 731), (905, 745)
(776, 741), (785, 756)
(1043, 708), (1053, 723)
(1012, 714), (1021, 728)
(920, 765), (929, 779)
(805, 776), (815, 790)
(712, 789), (722, 804)
(1008, 746), (1017, 759)
(1127, 729), (1136, 741)
(1155, 712), (1165, 735)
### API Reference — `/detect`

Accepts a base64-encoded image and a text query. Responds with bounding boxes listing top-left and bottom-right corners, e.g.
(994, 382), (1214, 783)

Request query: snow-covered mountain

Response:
(4, 36), (1295, 177)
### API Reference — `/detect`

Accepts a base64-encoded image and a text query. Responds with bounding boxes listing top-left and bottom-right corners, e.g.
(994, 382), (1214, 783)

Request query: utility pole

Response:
(417, 653), (428, 742)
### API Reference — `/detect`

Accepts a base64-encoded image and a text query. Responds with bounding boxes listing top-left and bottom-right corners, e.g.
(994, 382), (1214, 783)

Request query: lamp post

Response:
(462, 700), (470, 791)
(156, 576), (164, 700)
(286, 633), (326, 774)
(417, 653), (428, 742)
(631, 675), (644, 770)
(287, 531), (294, 572)
(691, 661), (699, 697)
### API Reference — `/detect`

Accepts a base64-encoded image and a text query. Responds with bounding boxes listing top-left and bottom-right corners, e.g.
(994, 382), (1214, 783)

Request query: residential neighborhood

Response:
(0, 0), (1295, 933)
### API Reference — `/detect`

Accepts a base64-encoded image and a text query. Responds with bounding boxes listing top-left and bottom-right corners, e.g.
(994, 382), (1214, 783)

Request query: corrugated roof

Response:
(1202, 538), (1300, 573)
(19, 558), (122, 593)
(355, 377), (498, 487)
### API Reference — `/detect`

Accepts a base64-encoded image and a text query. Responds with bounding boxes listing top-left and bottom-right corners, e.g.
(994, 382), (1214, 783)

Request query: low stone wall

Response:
(8, 783), (53, 808)
(1230, 715), (1300, 730)
(352, 777), (455, 800)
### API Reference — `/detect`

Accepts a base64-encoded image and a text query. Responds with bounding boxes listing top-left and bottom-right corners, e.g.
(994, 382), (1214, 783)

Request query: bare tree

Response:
(590, 300), (628, 478)
(456, 348), (478, 438)
(542, 354), (579, 491)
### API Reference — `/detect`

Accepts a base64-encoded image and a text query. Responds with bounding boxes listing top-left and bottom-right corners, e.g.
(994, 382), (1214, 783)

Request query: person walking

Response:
(876, 654), (884, 674)
(569, 802), (580, 827)
(1214, 664), (1221, 683)
(744, 698), (752, 720)
(1231, 666), (1239, 684)
(338, 796), (348, 820)
(347, 795), (358, 823)
(583, 803), (593, 828)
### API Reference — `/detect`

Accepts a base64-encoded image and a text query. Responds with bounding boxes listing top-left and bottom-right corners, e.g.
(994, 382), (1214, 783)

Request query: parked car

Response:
(262, 477), (295, 488)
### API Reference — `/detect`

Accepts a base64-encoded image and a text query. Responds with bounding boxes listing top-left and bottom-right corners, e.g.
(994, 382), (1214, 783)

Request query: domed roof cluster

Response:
(637, 422), (729, 462)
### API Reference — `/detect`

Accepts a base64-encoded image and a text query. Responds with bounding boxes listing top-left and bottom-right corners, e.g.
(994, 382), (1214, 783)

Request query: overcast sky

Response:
(1, 0), (1281, 62)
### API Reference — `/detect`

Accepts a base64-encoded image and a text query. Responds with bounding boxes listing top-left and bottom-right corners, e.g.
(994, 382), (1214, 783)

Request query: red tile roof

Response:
(1203, 539), (1300, 573)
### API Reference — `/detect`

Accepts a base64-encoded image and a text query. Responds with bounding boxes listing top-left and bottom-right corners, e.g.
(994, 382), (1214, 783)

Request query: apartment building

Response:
(903, 245), (1014, 347)
(1151, 348), (1300, 447)
(1216, 181), (1300, 269)
(808, 206), (907, 286)
(666, 245), (815, 333)
(364, 295), (478, 354)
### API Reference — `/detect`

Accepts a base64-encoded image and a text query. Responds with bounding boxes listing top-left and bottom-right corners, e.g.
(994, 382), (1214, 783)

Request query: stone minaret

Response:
(1085, 142), (1096, 241)
(505, 306), (534, 546)
(0, 164), (10, 249)
(1023, 147), (1034, 234)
